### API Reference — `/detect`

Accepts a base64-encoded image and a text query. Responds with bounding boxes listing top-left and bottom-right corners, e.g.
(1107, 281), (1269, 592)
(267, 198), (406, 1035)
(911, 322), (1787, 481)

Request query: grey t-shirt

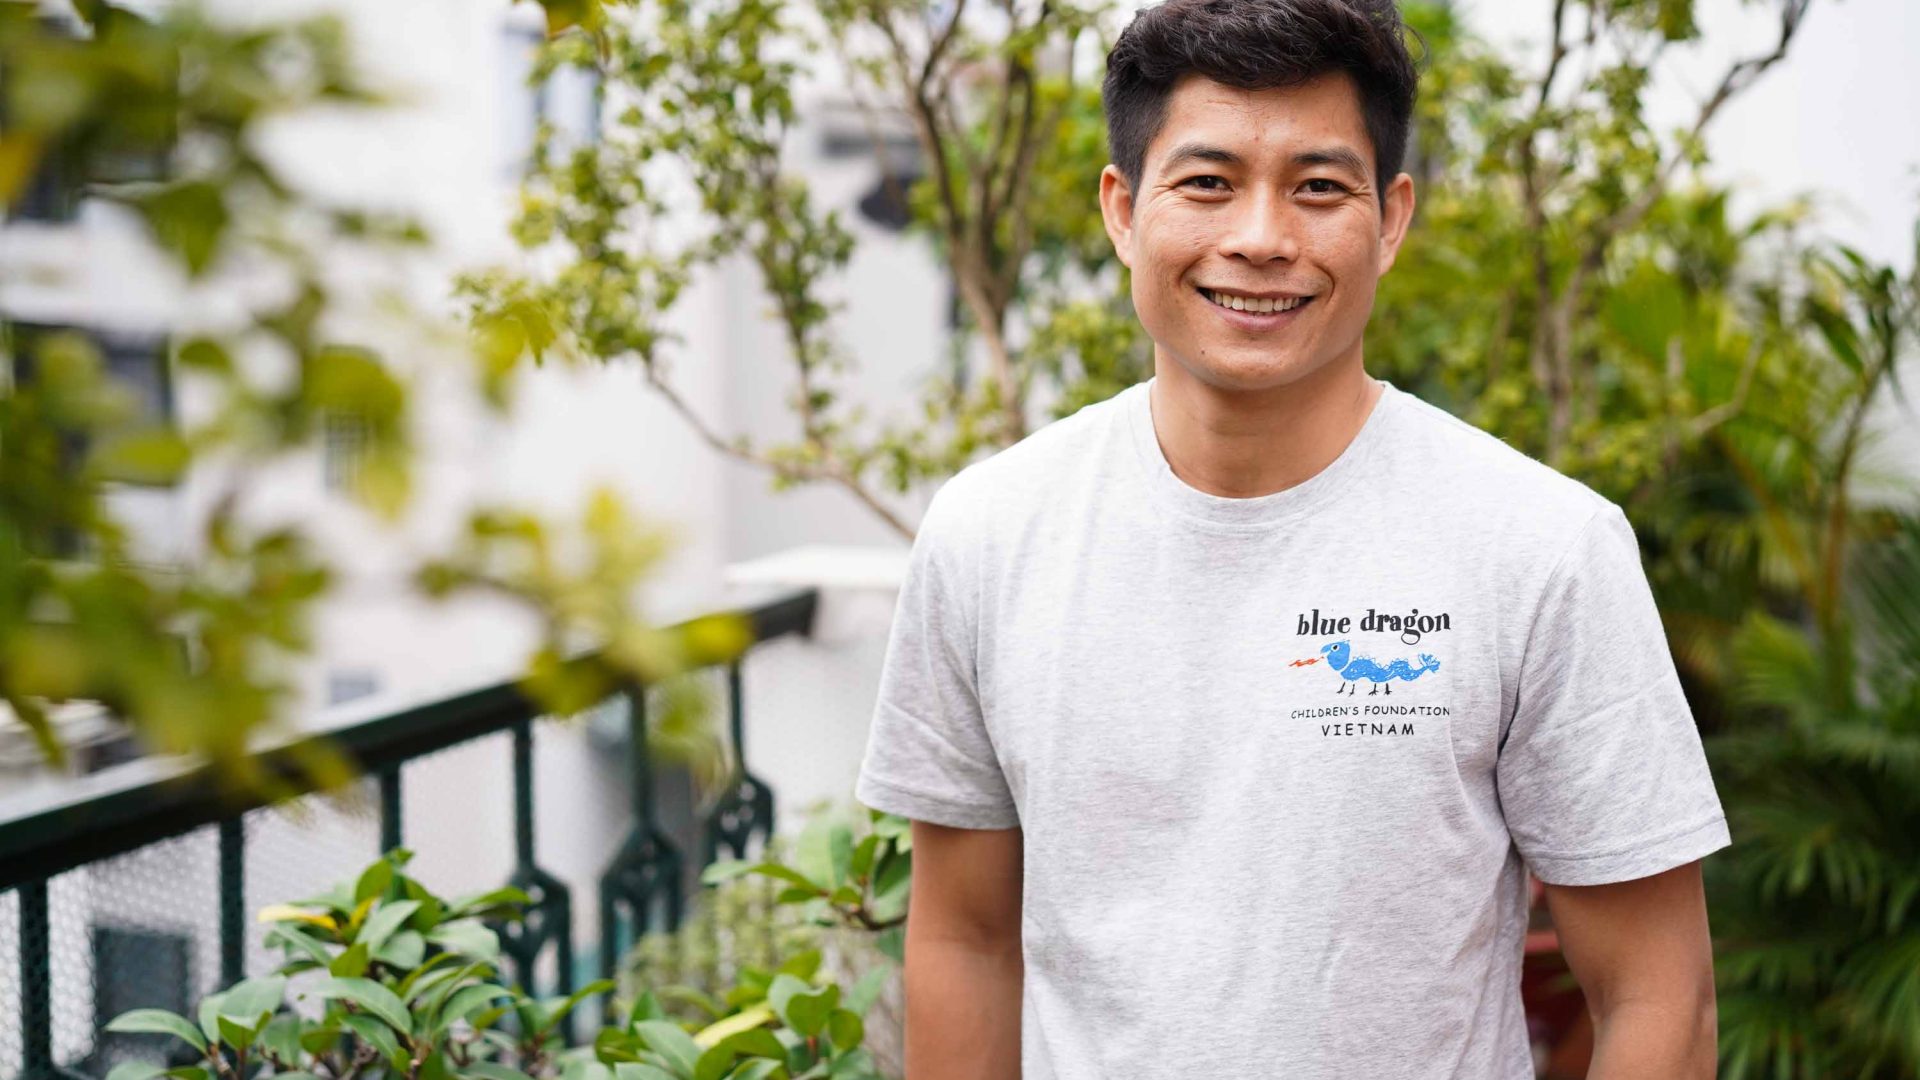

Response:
(854, 375), (1730, 1079)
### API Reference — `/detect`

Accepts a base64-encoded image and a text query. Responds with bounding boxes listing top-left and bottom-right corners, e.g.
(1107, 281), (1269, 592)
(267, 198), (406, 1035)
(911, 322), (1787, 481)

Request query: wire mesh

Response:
(0, 889), (16, 1077)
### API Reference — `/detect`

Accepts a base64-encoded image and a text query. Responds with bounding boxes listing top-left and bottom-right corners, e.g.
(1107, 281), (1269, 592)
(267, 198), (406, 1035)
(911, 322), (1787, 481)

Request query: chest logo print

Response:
(1313, 640), (1441, 695)
(1290, 607), (1453, 735)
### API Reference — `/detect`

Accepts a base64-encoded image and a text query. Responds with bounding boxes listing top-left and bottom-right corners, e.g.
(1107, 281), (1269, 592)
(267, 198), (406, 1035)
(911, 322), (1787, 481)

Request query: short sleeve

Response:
(1497, 503), (1731, 885)
(854, 484), (1020, 830)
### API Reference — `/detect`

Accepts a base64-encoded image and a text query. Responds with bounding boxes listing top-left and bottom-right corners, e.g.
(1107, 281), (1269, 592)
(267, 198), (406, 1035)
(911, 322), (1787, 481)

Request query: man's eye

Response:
(1304, 179), (1350, 196)
(1180, 175), (1228, 191)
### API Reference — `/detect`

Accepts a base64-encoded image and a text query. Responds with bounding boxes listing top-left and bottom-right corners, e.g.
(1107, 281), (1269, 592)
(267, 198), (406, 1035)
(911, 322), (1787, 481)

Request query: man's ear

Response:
(1098, 164), (1136, 269)
(1375, 171), (1416, 277)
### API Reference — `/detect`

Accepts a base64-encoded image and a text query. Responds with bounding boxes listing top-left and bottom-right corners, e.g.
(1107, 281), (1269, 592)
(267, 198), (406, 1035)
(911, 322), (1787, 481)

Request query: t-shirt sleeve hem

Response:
(1524, 814), (1731, 886)
(855, 771), (1021, 830)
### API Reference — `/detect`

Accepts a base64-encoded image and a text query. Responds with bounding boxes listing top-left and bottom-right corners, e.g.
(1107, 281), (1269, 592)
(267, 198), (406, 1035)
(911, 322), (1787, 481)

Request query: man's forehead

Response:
(1148, 72), (1367, 170)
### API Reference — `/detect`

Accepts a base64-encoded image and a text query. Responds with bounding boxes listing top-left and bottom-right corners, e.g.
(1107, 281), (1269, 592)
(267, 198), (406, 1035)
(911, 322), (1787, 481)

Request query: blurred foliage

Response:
(1707, 513), (1920, 1077)
(0, 1), (746, 800)
(107, 846), (893, 1080)
(630, 806), (908, 1075)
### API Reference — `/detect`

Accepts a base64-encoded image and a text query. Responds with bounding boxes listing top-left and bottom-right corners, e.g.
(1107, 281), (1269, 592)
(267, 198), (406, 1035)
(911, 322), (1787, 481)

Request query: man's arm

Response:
(1541, 859), (1718, 1079)
(904, 820), (1024, 1079)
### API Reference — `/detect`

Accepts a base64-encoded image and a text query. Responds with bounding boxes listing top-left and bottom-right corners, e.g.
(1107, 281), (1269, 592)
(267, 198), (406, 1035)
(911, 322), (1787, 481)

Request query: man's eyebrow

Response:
(1158, 142), (1371, 180)
(1160, 142), (1243, 172)
(1292, 146), (1371, 179)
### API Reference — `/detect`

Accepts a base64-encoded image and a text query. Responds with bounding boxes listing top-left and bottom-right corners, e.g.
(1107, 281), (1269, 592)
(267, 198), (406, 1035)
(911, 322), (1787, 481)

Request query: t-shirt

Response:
(853, 374), (1731, 1079)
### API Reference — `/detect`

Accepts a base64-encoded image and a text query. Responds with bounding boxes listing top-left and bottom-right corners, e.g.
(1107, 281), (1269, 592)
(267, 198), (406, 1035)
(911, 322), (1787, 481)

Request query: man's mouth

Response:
(1197, 287), (1315, 316)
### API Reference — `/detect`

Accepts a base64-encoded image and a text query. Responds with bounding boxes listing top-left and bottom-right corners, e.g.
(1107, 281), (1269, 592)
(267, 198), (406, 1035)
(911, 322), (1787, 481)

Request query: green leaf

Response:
(871, 854), (910, 913)
(537, 978), (616, 1033)
(775, 951), (821, 982)
(429, 920), (501, 961)
(627, 989), (668, 1024)
(612, 1065), (679, 1080)
(845, 969), (887, 1018)
(827, 825), (854, 889)
(633, 1020), (702, 1074)
(299, 1022), (343, 1055)
(693, 1003), (775, 1048)
(723, 1062), (783, 1080)
(339, 1013), (402, 1065)
(765, 975), (836, 1038)
(743, 862), (819, 892)
(659, 986), (727, 1020)
(222, 973), (287, 1022)
(435, 983), (513, 1033)
(266, 924), (334, 968)
(92, 428), (189, 484)
(847, 835), (880, 882)
(330, 942), (371, 978)
(197, 992), (226, 1045)
(134, 180), (229, 275)
(354, 860), (395, 906)
(464, 1063), (537, 1080)
(470, 1003), (512, 1031)
(446, 886), (532, 919)
(106, 1064), (166, 1080)
(561, 1061), (613, 1080)
(699, 860), (756, 886)
(104, 1009), (208, 1051)
(397, 953), (466, 1000)
(374, 930), (425, 969)
(826, 1009), (862, 1051)
(357, 899), (422, 953)
(692, 1043), (737, 1080)
(261, 1012), (304, 1065)
(315, 976), (412, 1034)
(714, 1028), (783, 1059)
(826, 1049), (877, 1078)
(215, 1014), (255, 1051)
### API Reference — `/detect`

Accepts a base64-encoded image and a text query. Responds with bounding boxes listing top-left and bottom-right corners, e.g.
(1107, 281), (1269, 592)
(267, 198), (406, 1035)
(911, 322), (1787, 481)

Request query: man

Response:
(853, 0), (1730, 1076)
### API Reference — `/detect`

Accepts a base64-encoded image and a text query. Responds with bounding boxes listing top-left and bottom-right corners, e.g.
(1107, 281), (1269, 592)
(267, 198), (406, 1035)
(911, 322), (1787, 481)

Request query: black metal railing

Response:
(0, 585), (817, 1079)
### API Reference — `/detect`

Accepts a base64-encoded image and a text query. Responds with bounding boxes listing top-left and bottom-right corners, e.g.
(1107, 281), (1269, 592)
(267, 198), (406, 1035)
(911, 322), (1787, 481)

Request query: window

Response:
(1, 9), (175, 225)
(499, 17), (602, 177)
(322, 410), (369, 494)
(326, 668), (382, 706)
(3, 321), (174, 558)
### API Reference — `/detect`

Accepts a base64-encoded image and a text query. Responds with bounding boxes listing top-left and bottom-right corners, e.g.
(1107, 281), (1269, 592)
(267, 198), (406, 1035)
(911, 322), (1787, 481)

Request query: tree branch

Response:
(1565, 0), (1812, 314)
(638, 365), (916, 539)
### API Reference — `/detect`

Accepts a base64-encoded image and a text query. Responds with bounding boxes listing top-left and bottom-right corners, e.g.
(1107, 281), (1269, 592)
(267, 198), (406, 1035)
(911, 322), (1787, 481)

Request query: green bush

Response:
(104, 846), (893, 1080)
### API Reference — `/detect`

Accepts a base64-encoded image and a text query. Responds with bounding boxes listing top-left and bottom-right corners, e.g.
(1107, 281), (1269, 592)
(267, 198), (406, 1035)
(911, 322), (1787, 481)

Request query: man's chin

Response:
(1166, 350), (1330, 394)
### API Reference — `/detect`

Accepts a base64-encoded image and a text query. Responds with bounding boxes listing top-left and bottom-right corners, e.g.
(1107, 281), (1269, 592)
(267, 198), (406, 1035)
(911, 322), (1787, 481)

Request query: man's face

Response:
(1099, 71), (1415, 394)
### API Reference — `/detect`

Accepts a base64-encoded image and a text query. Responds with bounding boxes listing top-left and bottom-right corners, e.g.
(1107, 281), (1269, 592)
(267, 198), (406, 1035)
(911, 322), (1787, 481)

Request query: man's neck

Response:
(1147, 357), (1383, 500)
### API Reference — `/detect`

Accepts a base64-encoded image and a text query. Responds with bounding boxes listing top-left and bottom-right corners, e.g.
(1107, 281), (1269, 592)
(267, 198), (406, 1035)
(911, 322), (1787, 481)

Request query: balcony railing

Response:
(0, 585), (818, 1080)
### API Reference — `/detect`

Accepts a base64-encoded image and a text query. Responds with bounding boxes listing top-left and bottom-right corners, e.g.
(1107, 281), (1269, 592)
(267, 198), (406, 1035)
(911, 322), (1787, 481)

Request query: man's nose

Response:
(1216, 186), (1300, 263)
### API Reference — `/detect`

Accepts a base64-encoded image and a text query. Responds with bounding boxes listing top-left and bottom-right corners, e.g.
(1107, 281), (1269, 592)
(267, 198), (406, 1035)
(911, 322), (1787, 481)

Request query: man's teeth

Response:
(1201, 288), (1309, 314)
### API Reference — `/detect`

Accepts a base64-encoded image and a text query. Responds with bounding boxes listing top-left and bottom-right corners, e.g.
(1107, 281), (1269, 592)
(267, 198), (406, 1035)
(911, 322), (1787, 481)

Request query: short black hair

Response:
(1102, 0), (1423, 209)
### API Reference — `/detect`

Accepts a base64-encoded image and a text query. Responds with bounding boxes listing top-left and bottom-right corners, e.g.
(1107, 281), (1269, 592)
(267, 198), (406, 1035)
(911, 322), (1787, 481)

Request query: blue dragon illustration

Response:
(1318, 640), (1440, 695)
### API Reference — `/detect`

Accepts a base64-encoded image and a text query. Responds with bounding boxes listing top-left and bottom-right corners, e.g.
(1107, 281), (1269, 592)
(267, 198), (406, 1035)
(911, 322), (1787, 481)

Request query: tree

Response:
(471, 0), (1829, 542)
(461, 0), (1122, 541)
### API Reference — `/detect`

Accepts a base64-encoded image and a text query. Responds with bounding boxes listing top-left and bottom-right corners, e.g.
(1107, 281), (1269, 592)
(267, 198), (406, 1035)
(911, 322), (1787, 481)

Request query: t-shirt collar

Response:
(1123, 373), (1403, 531)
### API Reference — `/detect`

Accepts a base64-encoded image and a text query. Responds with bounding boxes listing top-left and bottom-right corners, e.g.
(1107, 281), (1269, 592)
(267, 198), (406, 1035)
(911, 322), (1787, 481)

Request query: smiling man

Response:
(853, 1), (1731, 1077)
